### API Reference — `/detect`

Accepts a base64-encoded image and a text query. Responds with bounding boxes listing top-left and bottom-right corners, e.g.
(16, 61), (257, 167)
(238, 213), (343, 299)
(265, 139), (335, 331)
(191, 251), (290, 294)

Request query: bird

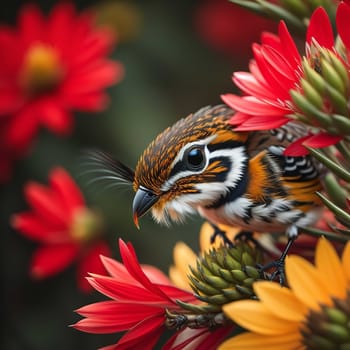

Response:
(84, 104), (323, 278)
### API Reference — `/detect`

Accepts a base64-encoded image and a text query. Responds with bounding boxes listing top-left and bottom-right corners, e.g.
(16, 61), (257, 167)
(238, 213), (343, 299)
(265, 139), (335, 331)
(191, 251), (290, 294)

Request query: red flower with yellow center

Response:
(12, 167), (110, 292)
(222, 4), (350, 155)
(73, 239), (232, 349)
(0, 3), (123, 162)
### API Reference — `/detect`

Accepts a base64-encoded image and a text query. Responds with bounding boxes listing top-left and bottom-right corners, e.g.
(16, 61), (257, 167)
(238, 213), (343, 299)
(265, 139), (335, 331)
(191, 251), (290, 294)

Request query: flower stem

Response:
(301, 226), (350, 242)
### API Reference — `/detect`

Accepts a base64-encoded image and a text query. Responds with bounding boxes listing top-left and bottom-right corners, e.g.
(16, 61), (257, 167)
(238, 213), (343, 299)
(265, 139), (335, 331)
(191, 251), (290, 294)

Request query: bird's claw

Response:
(209, 224), (234, 247)
(258, 259), (286, 285)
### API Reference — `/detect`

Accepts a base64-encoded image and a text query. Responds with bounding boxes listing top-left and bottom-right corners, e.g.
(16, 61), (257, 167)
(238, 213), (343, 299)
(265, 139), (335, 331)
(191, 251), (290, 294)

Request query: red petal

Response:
(11, 212), (65, 243)
(30, 243), (79, 279)
(24, 181), (69, 227)
(47, 2), (75, 52)
(283, 135), (313, 156)
(77, 241), (111, 293)
(232, 115), (289, 131)
(119, 240), (174, 303)
(63, 61), (123, 95)
(18, 4), (45, 45)
(114, 315), (164, 350)
(278, 21), (301, 70)
(229, 112), (252, 125)
(307, 7), (334, 49)
(100, 255), (138, 283)
(74, 301), (161, 332)
(303, 133), (342, 148)
(37, 99), (73, 134)
(60, 91), (110, 112)
(87, 275), (169, 304)
(49, 167), (85, 219)
(233, 72), (276, 100)
(4, 107), (39, 153)
(337, 2), (350, 50)
(68, 29), (116, 68)
(222, 94), (288, 116)
(260, 46), (296, 86)
(252, 45), (291, 101)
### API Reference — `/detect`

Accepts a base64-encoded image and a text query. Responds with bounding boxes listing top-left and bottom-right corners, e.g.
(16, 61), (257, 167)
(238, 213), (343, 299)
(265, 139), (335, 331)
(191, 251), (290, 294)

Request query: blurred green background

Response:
(1, 0), (275, 348)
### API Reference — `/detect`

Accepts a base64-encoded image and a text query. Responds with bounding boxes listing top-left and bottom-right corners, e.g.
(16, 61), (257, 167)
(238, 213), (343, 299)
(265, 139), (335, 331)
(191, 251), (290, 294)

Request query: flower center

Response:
(70, 208), (103, 244)
(302, 291), (350, 349)
(20, 43), (64, 95)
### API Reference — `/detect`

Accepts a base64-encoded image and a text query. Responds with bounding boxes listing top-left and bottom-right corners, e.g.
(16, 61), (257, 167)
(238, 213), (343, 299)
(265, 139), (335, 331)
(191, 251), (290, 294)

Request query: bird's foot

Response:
(209, 224), (234, 247)
(258, 259), (286, 285)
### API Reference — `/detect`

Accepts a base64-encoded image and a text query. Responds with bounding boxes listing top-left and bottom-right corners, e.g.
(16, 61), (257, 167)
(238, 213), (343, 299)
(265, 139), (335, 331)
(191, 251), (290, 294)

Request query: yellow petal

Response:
(169, 241), (196, 290)
(223, 300), (299, 335)
(342, 241), (350, 282)
(315, 237), (347, 299)
(168, 266), (191, 291)
(254, 281), (307, 321)
(218, 331), (303, 350)
(286, 255), (332, 310)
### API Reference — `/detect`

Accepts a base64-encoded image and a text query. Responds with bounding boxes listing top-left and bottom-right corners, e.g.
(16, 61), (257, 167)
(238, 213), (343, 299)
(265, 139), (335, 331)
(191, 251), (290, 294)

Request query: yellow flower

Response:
(169, 221), (241, 290)
(219, 238), (350, 350)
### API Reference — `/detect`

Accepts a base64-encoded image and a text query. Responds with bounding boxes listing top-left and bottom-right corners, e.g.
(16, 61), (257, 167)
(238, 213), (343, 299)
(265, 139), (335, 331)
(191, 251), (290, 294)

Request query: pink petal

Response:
(24, 181), (69, 227)
(163, 329), (208, 350)
(307, 7), (334, 49)
(303, 133), (342, 149)
(77, 241), (111, 293)
(49, 167), (85, 218)
(30, 243), (79, 279)
(336, 2), (350, 50)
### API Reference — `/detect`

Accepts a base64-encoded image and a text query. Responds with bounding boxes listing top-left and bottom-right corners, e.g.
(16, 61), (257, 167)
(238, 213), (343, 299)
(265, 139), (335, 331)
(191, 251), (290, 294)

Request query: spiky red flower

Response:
(222, 5), (348, 155)
(12, 167), (110, 292)
(73, 239), (232, 350)
(0, 3), (123, 178)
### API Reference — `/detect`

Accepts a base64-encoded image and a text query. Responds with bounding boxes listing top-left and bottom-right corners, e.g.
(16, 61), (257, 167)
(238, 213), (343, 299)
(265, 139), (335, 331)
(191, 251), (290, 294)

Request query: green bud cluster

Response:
(302, 291), (350, 349)
(180, 242), (262, 313)
(290, 49), (350, 137)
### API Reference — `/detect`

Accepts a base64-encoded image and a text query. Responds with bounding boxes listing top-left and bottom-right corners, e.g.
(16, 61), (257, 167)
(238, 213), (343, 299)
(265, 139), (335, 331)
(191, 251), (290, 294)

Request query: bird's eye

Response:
(184, 146), (206, 171)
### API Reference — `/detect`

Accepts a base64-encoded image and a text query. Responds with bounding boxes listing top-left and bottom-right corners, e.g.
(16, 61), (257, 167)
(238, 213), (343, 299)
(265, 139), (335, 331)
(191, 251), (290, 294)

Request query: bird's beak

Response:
(132, 187), (159, 229)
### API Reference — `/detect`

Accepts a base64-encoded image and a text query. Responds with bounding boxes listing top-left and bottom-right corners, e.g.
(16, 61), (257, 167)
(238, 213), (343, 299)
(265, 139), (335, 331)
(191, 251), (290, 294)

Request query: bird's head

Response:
(132, 105), (249, 226)
(84, 105), (249, 228)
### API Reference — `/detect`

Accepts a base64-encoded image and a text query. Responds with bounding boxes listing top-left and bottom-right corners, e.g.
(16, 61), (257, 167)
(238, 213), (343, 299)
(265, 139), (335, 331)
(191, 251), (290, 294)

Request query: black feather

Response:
(80, 149), (135, 188)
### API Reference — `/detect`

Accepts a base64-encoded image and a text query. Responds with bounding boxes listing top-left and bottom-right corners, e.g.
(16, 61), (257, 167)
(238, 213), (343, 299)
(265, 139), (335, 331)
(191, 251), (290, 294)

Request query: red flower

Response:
(222, 6), (347, 155)
(12, 167), (110, 292)
(194, 0), (276, 59)
(0, 3), (123, 161)
(73, 239), (232, 349)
